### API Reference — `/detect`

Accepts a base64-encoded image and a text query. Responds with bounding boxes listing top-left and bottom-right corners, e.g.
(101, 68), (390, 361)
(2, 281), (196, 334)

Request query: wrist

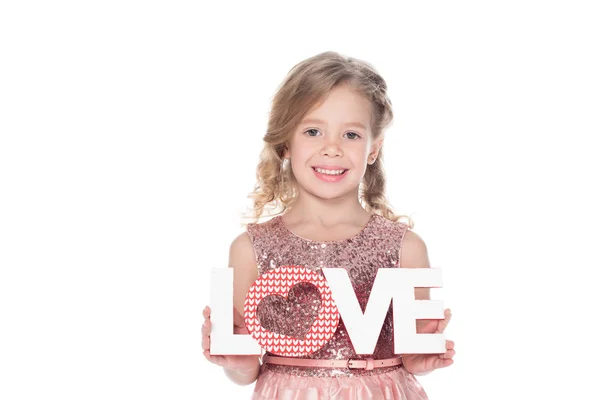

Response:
(402, 360), (431, 376)
(224, 361), (260, 376)
(412, 370), (432, 376)
(223, 363), (260, 386)
(232, 365), (258, 374)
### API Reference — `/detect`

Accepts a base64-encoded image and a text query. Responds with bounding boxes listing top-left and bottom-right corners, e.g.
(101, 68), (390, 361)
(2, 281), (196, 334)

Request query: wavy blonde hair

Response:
(241, 51), (414, 229)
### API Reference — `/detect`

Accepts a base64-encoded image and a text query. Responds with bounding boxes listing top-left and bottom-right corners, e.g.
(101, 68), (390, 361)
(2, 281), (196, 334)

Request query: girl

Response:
(202, 51), (455, 399)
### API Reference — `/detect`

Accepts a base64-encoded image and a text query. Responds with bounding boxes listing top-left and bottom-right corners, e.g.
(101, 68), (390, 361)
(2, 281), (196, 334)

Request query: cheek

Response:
(291, 155), (309, 173)
(349, 145), (370, 162)
(289, 144), (313, 162)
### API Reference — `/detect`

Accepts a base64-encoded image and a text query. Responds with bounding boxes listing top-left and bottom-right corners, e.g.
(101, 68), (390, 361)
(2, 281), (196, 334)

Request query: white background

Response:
(1, 1), (599, 399)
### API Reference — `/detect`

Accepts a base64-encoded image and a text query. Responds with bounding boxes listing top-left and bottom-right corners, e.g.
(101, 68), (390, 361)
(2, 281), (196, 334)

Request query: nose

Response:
(320, 136), (343, 158)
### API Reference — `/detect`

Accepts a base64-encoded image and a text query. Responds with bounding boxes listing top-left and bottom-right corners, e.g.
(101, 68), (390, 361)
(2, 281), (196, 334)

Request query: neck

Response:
(284, 187), (370, 227)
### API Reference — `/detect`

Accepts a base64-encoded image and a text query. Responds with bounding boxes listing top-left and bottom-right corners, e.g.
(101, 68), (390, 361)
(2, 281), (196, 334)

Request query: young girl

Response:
(202, 51), (455, 399)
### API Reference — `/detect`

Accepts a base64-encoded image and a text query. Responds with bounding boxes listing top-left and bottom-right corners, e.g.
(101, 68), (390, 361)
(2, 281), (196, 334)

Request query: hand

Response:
(202, 306), (260, 372)
(402, 308), (455, 376)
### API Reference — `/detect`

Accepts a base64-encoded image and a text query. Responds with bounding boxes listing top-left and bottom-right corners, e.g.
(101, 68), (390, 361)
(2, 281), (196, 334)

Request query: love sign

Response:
(210, 266), (446, 356)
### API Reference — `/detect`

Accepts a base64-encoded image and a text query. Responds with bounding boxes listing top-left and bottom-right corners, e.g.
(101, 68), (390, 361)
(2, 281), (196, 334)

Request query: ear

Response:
(368, 138), (383, 165)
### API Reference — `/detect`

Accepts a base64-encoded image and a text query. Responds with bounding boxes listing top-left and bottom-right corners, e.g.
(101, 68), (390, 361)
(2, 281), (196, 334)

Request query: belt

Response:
(262, 354), (403, 371)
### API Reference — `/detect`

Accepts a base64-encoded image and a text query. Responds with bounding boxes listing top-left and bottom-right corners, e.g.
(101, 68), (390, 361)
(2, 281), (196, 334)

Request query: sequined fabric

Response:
(245, 214), (410, 379)
(257, 282), (322, 339)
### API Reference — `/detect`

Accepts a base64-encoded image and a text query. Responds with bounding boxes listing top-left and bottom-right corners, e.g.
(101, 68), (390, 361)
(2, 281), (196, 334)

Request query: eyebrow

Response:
(300, 118), (367, 130)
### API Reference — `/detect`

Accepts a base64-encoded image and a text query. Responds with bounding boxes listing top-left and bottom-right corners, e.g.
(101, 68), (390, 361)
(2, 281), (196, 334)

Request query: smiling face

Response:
(283, 83), (382, 201)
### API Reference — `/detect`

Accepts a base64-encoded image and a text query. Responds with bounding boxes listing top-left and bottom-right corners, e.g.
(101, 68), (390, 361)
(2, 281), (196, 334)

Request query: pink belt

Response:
(262, 354), (403, 371)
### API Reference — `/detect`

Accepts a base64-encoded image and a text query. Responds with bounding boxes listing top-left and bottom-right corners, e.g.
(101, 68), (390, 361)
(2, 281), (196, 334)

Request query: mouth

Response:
(312, 167), (347, 175)
(311, 167), (349, 182)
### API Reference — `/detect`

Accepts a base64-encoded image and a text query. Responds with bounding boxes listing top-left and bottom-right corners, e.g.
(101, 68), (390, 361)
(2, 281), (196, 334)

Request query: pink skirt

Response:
(252, 366), (428, 400)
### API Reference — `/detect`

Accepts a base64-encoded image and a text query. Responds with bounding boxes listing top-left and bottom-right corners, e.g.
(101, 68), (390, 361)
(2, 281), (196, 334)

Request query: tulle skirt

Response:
(252, 366), (428, 400)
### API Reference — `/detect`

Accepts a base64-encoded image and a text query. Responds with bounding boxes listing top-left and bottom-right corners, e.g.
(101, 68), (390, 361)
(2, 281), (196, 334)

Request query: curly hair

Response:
(240, 51), (414, 229)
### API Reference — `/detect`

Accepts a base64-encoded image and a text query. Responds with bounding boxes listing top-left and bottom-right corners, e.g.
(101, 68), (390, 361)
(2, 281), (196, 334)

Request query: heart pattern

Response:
(244, 265), (340, 357)
(257, 282), (321, 339)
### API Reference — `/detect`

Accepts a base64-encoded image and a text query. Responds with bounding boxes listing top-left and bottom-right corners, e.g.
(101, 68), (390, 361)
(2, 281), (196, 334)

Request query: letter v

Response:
(322, 268), (393, 355)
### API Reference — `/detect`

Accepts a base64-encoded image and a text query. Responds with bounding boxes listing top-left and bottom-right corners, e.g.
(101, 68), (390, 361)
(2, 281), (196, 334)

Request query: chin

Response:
(295, 171), (359, 198)
(308, 186), (357, 200)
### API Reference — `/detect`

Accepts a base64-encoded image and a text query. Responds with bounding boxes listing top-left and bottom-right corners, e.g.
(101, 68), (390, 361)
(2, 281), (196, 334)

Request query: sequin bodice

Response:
(246, 213), (410, 377)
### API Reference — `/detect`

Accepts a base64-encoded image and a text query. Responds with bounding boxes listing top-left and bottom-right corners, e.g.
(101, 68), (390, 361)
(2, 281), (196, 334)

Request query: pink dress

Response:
(245, 213), (429, 400)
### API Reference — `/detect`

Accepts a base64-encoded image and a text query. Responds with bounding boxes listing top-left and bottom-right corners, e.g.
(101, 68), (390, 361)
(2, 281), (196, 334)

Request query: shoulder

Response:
(230, 230), (254, 255)
(230, 216), (280, 267)
(372, 216), (429, 268)
(245, 215), (281, 243)
(229, 231), (260, 311)
(229, 231), (256, 268)
(398, 227), (431, 302)
(399, 227), (431, 269)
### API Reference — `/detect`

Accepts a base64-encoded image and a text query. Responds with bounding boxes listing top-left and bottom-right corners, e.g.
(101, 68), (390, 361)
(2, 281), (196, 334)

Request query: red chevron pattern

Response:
(243, 265), (340, 357)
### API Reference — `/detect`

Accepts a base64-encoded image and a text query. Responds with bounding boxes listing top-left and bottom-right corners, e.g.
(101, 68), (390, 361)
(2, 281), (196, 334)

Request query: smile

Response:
(312, 167), (349, 182)
(314, 167), (346, 175)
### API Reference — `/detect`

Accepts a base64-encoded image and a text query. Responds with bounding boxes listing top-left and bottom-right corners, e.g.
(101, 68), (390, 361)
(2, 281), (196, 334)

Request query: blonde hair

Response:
(241, 51), (414, 229)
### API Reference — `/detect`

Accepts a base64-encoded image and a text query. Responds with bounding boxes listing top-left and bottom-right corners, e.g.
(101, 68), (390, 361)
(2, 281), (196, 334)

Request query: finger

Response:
(441, 349), (455, 359)
(434, 358), (454, 369)
(204, 350), (219, 365)
(437, 341), (453, 355)
(201, 322), (212, 350)
(435, 310), (452, 333)
(203, 306), (211, 320)
(201, 331), (209, 351)
(202, 320), (212, 336)
(419, 320), (438, 334)
(203, 350), (226, 366)
(440, 350), (456, 359)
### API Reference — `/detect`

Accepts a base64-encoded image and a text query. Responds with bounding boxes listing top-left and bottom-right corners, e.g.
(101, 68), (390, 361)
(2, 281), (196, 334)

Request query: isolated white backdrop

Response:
(1, 1), (599, 399)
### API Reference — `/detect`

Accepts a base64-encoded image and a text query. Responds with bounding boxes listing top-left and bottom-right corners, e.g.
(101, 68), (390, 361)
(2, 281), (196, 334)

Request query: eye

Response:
(344, 132), (361, 140)
(304, 128), (321, 137)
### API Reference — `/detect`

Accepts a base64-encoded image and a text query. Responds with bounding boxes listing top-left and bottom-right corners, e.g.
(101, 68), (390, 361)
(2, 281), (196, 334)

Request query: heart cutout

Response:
(257, 282), (321, 339)
(244, 265), (340, 357)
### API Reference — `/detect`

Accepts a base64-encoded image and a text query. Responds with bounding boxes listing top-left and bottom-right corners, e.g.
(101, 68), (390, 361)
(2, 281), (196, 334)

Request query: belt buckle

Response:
(348, 358), (375, 371)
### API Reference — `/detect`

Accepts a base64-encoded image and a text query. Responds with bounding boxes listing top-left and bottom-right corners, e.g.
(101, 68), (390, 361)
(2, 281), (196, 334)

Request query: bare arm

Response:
(399, 229), (454, 376)
(224, 231), (261, 385)
(202, 231), (262, 385)
(400, 229), (433, 376)
(400, 230), (433, 332)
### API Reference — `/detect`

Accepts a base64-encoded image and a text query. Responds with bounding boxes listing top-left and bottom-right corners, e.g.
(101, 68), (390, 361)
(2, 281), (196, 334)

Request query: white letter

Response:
(209, 268), (261, 355)
(387, 268), (446, 354)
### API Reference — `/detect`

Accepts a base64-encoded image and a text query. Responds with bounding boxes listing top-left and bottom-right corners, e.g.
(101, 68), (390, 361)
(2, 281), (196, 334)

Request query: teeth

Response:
(314, 167), (346, 175)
